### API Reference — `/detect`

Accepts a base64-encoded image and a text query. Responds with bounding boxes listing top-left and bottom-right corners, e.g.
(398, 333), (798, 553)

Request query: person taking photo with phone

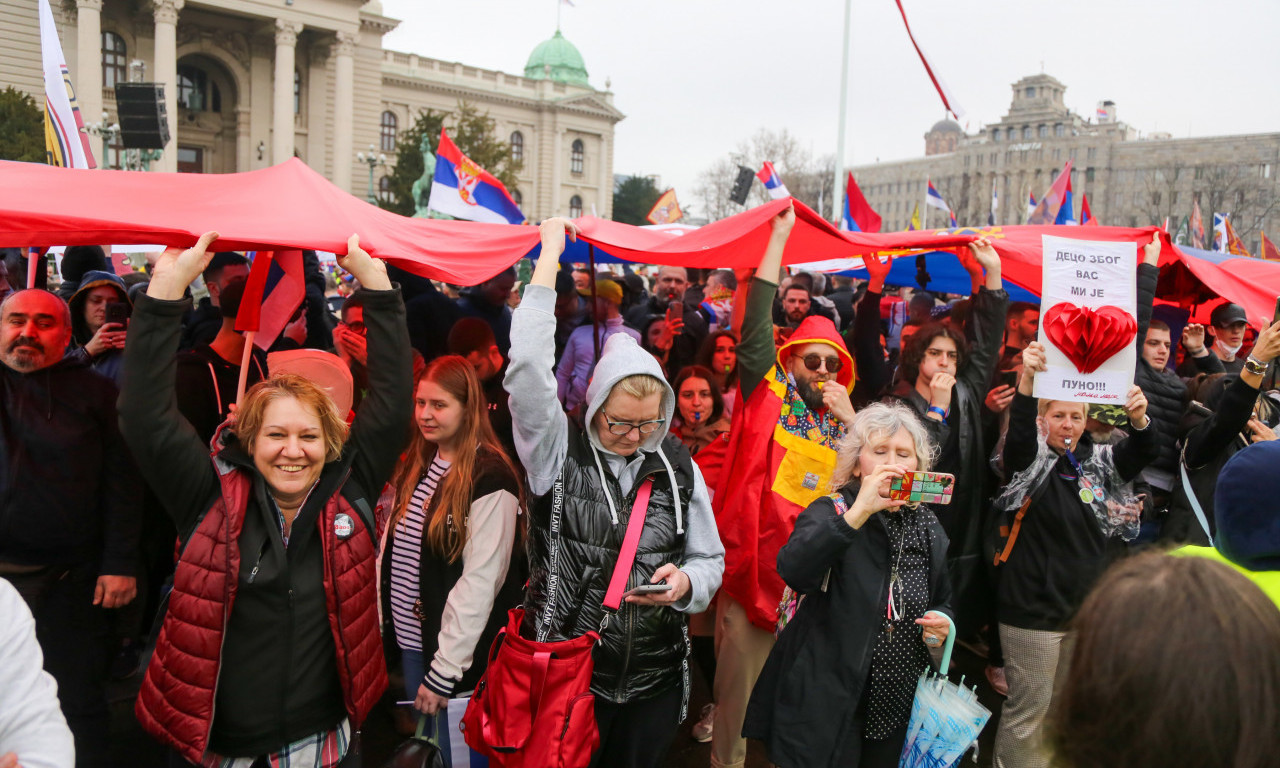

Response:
(744, 402), (953, 768)
(66, 270), (130, 384)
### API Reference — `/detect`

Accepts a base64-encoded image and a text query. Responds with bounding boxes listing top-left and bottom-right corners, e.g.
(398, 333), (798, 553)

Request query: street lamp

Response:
(356, 144), (386, 204)
(85, 111), (121, 169)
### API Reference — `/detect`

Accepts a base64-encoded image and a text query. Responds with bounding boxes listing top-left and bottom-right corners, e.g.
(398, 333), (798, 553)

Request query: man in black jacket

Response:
(179, 251), (249, 351)
(0, 289), (141, 767)
(624, 265), (708, 375)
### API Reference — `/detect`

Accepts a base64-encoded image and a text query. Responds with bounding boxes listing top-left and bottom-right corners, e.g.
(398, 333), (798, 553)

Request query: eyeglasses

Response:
(792, 353), (843, 373)
(602, 412), (666, 436)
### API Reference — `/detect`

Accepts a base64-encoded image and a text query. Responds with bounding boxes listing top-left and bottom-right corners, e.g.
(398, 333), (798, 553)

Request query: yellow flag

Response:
(646, 189), (683, 225)
(907, 203), (921, 231)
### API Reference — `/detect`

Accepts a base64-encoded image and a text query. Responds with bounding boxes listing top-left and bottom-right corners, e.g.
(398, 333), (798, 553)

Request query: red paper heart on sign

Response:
(1041, 302), (1137, 374)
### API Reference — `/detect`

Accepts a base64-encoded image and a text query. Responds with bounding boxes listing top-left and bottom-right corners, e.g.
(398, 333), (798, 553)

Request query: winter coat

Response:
(744, 486), (952, 767)
(119, 286), (411, 761)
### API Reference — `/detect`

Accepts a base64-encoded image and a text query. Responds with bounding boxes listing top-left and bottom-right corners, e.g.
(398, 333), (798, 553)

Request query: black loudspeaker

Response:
(114, 84), (170, 150)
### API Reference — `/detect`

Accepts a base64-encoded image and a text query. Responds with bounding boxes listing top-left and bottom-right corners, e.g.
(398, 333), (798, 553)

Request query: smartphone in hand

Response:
(623, 583), (673, 598)
(105, 301), (131, 329)
(888, 471), (956, 505)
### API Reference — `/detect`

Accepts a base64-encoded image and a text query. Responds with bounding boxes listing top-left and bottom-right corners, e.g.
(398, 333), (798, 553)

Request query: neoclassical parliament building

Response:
(0, 0), (624, 221)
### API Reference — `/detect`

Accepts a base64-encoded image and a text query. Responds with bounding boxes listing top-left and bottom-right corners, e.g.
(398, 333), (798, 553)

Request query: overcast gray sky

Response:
(382, 0), (1280, 216)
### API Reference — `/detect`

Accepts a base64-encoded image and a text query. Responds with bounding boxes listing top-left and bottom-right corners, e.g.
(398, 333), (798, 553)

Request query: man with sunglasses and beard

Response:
(707, 204), (861, 768)
(0, 289), (141, 767)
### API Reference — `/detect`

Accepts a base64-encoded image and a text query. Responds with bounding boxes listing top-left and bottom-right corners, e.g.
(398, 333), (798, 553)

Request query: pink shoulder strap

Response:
(603, 478), (652, 611)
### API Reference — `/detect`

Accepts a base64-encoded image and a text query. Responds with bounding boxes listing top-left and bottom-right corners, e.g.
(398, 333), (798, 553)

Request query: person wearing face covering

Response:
(989, 341), (1155, 768)
(503, 218), (724, 768)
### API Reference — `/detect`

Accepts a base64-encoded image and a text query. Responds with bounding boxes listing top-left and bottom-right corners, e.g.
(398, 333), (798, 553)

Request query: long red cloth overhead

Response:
(0, 158), (535, 285)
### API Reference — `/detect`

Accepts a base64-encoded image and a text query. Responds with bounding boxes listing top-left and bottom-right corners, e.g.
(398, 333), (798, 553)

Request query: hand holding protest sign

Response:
(1033, 235), (1138, 404)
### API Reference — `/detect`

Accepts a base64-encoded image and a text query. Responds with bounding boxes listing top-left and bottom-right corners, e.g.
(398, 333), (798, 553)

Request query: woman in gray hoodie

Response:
(503, 218), (724, 768)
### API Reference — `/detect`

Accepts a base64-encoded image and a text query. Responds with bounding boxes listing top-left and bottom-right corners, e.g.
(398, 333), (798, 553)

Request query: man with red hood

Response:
(708, 205), (860, 768)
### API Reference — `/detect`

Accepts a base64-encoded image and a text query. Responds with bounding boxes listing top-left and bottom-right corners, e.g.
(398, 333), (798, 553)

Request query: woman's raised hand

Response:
(843, 463), (907, 530)
(338, 234), (392, 291)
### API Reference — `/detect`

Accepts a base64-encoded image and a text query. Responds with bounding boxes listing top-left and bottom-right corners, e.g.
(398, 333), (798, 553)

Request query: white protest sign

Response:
(1033, 235), (1137, 404)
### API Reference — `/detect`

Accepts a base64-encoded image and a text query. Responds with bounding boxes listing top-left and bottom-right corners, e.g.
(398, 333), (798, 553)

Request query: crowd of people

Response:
(1, 207), (1278, 768)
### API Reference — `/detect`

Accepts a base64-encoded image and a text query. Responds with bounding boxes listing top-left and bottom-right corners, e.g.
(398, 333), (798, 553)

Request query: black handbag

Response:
(380, 714), (444, 768)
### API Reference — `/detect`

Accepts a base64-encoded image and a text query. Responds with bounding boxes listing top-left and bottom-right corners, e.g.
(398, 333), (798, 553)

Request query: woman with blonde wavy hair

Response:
(745, 401), (954, 768)
(379, 355), (525, 729)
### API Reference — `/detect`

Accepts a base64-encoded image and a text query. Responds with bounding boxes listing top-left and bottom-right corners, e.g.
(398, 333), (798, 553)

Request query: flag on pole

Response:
(39, 0), (95, 169)
(1080, 193), (1097, 226)
(1054, 173), (1076, 225)
(1224, 216), (1251, 257)
(840, 172), (882, 233)
(1025, 191), (1037, 223)
(1190, 198), (1206, 249)
(1261, 231), (1280, 261)
(925, 180), (949, 212)
(907, 203), (921, 231)
(1027, 161), (1073, 225)
(756, 161), (790, 200)
(892, 0), (965, 118)
(428, 130), (525, 224)
(1212, 213), (1228, 253)
(988, 181), (998, 226)
(236, 250), (307, 350)
(646, 188), (683, 224)
(947, 209), (958, 228)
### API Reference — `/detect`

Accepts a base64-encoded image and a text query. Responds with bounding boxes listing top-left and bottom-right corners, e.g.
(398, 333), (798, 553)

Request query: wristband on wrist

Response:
(927, 405), (948, 419)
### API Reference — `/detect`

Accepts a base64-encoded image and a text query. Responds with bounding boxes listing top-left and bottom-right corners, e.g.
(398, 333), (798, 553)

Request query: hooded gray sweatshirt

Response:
(505, 284), (724, 613)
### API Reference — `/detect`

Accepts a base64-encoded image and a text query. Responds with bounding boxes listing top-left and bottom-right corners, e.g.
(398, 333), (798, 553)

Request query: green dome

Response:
(524, 30), (589, 87)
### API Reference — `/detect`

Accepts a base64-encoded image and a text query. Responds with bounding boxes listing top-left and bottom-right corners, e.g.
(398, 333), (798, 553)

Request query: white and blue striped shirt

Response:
(389, 456), (451, 652)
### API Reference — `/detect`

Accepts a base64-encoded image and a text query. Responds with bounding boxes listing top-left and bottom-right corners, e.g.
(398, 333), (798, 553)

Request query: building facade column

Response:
(330, 30), (357, 193)
(551, 127), (563, 216)
(305, 46), (329, 173)
(75, 0), (103, 148)
(272, 19), (303, 164)
(597, 133), (610, 218)
(236, 107), (252, 171)
(152, 0), (183, 173)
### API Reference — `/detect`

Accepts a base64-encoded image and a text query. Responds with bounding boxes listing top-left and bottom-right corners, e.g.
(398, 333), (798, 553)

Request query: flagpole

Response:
(832, 0), (852, 223)
(236, 332), (255, 406)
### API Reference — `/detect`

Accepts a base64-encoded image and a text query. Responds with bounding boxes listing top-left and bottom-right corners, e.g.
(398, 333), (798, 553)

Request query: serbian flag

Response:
(893, 0), (964, 118)
(1027, 161), (1073, 225)
(1213, 213), (1228, 253)
(840, 172), (882, 233)
(1026, 191), (1037, 223)
(756, 161), (789, 200)
(1054, 174), (1077, 225)
(646, 188), (683, 224)
(236, 249), (306, 350)
(39, 0), (94, 169)
(925, 180), (949, 212)
(427, 130), (524, 225)
(1080, 193), (1098, 226)
(948, 209), (958, 228)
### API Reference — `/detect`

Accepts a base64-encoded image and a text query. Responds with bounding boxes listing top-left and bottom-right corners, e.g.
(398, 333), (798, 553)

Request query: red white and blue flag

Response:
(1054, 173), (1077, 225)
(893, 0), (965, 118)
(1027, 161), (1073, 225)
(948, 209), (958, 228)
(1080, 193), (1098, 226)
(839, 172), (882, 233)
(925, 180), (949, 212)
(1026, 191), (1037, 222)
(427, 130), (525, 225)
(756, 161), (789, 200)
(236, 249), (306, 350)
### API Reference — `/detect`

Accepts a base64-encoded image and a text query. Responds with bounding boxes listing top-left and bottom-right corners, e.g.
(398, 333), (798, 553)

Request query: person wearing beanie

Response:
(555, 277), (641, 415)
(1175, 439), (1280, 608)
(56, 245), (110, 301)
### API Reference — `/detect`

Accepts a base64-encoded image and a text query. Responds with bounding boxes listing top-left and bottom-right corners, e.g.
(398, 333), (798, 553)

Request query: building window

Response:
(1087, 147), (1097, 161)
(377, 176), (392, 204)
(510, 131), (524, 163)
(1022, 126), (1032, 140)
(512, 189), (522, 209)
(1038, 125), (1048, 138)
(1054, 123), (1065, 137)
(569, 194), (583, 218)
(102, 32), (127, 89)
(106, 132), (124, 170)
(570, 139), (584, 175)
(1086, 167), (1095, 183)
(293, 70), (301, 115)
(1194, 166), (1204, 180)
(1262, 163), (1272, 179)
(379, 111), (397, 152)
(1172, 191), (1180, 206)
(992, 128), (1001, 142)
(977, 154), (984, 167)
(176, 65), (220, 112)
(1152, 191), (1162, 207)
(1052, 148), (1061, 161)
(1114, 192), (1124, 208)
(1026, 86), (1036, 98)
